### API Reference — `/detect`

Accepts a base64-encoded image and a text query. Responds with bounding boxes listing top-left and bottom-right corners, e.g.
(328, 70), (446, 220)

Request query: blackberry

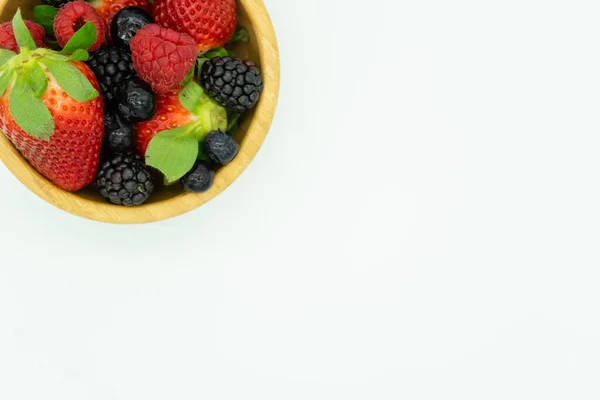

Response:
(87, 46), (135, 104)
(96, 154), (154, 206)
(42, 0), (74, 8)
(200, 56), (263, 114)
(203, 130), (239, 165)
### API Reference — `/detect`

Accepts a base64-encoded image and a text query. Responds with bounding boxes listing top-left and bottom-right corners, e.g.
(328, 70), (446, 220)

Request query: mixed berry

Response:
(87, 46), (135, 102)
(0, 0), (263, 207)
(201, 57), (264, 114)
(97, 153), (154, 206)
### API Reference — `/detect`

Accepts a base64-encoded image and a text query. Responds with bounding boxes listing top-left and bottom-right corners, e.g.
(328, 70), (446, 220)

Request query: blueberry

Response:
(181, 163), (215, 193)
(203, 130), (240, 165)
(111, 7), (153, 52)
(103, 110), (134, 154)
(116, 77), (156, 122)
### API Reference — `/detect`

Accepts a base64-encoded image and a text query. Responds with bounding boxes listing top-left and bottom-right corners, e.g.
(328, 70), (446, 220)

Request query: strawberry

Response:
(136, 89), (194, 156)
(130, 24), (197, 94)
(136, 81), (227, 182)
(88, 0), (151, 27)
(152, 0), (236, 54)
(0, 10), (104, 192)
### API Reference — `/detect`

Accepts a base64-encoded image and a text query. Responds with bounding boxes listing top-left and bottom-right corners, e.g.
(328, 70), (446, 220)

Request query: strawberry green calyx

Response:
(202, 47), (229, 60)
(0, 8), (99, 140)
(146, 81), (227, 183)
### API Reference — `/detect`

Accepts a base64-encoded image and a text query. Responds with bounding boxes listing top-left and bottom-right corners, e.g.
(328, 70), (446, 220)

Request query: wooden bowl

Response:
(0, 0), (279, 223)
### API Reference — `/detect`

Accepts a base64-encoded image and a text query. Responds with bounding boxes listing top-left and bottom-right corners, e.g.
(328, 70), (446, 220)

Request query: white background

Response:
(1, 0), (600, 398)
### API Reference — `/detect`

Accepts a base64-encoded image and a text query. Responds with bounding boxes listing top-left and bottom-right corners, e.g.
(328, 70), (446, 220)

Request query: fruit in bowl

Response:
(0, 0), (279, 223)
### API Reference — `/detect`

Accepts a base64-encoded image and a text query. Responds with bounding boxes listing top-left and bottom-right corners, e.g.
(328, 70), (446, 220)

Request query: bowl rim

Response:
(0, 0), (280, 224)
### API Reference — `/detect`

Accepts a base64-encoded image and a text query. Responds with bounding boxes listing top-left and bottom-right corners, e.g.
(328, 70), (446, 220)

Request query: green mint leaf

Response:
(203, 48), (229, 59)
(196, 57), (209, 81)
(197, 145), (210, 161)
(45, 38), (60, 50)
(68, 49), (89, 61)
(226, 121), (239, 136)
(42, 58), (98, 102)
(9, 75), (54, 140)
(178, 81), (204, 113)
(60, 22), (97, 54)
(228, 28), (249, 44)
(227, 50), (237, 57)
(0, 49), (17, 68)
(33, 5), (59, 36)
(164, 176), (180, 186)
(12, 9), (37, 51)
(0, 70), (15, 98)
(145, 126), (199, 182)
(27, 63), (48, 98)
(226, 112), (240, 132)
(226, 112), (240, 136)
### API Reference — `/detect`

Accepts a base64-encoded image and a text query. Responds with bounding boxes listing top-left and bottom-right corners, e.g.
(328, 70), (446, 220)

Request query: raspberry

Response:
(130, 24), (196, 94)
(54, 1), (106, 52)
(0, 20), (46, 53)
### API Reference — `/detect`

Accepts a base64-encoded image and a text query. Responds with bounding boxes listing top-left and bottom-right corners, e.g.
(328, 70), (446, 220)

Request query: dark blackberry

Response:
(181, 163), (214, 193)
(87, 46), (135, 104)
(203, 130), (239, 165)
(42, 0), (74, 8)
(200, 56), (263, 114)
(96, 154), (154, 206)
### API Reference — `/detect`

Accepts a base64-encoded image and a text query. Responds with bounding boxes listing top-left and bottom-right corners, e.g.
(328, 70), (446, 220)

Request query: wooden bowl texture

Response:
(0, 0), (279, 224)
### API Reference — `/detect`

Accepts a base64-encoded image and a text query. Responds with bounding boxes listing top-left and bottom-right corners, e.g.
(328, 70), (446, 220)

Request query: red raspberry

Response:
(54, 1), (106, 52)
(130, 24), (196, 94)
(0, 20), (46, 53)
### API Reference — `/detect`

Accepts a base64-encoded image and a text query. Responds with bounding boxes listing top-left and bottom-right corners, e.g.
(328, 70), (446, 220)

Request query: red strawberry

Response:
(130, 24), (196, 94)
(136, 82), (227, 182)
(152, 0), (236, 54)
(0, 20), (45, 53)
(54, 1), (106, 52)
(89, 0), (151, 27)
(136, 89), (193, 156)
(0, 62), (104, 192)
(0, 9), (105, 192)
